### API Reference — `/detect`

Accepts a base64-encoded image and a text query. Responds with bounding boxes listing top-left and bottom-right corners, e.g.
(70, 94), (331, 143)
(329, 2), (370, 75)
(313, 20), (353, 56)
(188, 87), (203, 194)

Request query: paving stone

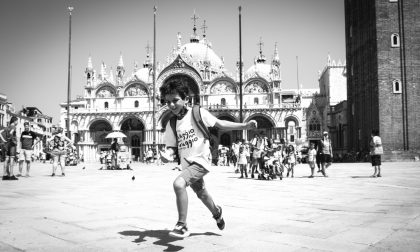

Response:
(1, 161), (420, 251)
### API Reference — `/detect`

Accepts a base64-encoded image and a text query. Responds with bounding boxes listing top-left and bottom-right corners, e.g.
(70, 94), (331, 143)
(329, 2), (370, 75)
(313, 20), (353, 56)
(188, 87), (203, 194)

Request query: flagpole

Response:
(239, 6), (243, 124)
(67, 6), (73, 139)
(152, 5), (157, 151)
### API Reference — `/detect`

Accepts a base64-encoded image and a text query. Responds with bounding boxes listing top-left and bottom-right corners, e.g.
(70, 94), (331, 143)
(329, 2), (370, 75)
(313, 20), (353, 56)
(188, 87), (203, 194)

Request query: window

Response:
(134, 100), (139, 108)
(393, 79), (402, 93)
(389, 0), (398, 2)
(254, 98), (259, 105)
(104, 102), (109, 109)
(221, 98), (226, 106)
(391, 33), (400, 47)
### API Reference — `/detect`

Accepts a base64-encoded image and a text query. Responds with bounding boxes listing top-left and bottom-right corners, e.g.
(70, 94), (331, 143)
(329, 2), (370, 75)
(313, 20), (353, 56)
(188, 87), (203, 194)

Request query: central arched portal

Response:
(162, 74), (200, 105)
(247, 115), (276, 141)
(120, 117), (145, 162)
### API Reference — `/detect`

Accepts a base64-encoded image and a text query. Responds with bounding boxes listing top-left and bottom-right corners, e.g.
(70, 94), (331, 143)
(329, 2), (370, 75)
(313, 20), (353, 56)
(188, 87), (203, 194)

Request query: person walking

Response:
(286, 145), (296, 178)
(369, 129), (383, 177)
(307, 143), (317, 178)
(47, 127), (73, 176)
(159, 77), (257, 238)
(320, 131), (333, 177)
(1, 116), (19, 180)
(18, 122), (39, 177)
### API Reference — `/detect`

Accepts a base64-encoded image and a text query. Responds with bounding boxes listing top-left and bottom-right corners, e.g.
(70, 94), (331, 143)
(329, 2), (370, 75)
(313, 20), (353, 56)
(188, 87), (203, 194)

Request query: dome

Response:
(245, 62), (272, 80)
(134, 67), (152, 83)
(180, 42), (223, 69)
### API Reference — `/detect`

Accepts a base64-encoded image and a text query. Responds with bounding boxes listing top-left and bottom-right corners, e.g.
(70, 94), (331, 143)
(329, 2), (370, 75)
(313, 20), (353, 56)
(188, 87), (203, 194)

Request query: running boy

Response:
(159, 77), (257, 238)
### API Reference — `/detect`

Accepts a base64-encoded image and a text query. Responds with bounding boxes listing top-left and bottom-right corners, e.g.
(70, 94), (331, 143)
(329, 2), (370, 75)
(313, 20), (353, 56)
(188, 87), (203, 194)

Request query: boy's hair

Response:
(371, 129), (379, 136)
(159, 76), (190, 101)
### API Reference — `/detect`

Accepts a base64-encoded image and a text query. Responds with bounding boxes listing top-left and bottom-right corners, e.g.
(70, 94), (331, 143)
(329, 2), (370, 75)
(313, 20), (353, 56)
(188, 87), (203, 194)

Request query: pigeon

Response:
(82, 167), (85, 170)
(132, 176), (135, 181)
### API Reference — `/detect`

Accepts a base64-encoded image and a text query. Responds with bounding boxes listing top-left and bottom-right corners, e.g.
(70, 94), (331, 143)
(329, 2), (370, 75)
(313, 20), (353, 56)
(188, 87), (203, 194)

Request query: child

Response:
(286, 145), (296, 178)
(159, 77), (257, 238)
(307, 143), (317, 178)
(272, 145), (284, 180)
(370, 129), (383, 177)
(237, 146), (249, 178)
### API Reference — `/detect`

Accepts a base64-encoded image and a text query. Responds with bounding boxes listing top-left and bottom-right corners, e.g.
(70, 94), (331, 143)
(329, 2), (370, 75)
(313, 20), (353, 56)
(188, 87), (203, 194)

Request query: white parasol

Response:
(105, 131), (127, 139)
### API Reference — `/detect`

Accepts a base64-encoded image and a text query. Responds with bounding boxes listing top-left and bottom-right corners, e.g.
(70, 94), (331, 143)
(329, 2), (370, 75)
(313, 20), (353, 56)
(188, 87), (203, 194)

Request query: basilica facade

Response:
(60, 28), (317, 162)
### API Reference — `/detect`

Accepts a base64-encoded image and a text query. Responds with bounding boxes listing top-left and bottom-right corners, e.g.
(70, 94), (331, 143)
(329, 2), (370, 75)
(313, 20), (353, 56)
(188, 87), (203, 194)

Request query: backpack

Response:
(163, 105), (218, 164)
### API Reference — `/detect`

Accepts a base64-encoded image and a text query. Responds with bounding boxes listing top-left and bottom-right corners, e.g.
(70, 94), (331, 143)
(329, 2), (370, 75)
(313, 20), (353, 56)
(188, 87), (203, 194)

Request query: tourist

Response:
(159, 77), (257, 238)
(237, 146), (249, 178)
(48, 127), (73, 176)
(1, 116), (19, 180)
(18, 122), (39, 177)
(286, 145), (296, 178)
(320, 131), (333, 177)
(307, 143), (317, 178)
(369, 129), (383, 177)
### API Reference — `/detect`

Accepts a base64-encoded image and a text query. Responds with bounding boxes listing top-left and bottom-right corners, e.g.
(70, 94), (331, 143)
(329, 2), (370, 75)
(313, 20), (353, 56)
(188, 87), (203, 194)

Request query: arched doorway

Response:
(120, 117), (145, 162)
(218, 114), (239, 147)
(89, 120), (113, 157)
(247, 115), (275, 141)
(285, 117), (300, 144)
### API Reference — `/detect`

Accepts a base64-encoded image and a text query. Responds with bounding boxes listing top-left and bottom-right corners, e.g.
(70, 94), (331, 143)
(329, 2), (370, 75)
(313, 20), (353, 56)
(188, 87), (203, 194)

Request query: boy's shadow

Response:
(119, 229), (221, 251)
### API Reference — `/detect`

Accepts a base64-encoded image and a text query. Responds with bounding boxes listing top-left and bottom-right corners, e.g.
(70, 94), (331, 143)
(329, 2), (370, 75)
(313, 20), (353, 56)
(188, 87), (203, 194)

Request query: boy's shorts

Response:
(178, 162), (209, 194)
(19, 149), (33, 161)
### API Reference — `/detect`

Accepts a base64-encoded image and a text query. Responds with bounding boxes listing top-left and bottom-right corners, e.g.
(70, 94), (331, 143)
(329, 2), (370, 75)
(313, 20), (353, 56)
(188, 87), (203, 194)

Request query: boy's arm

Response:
(214, 119), (257, 130)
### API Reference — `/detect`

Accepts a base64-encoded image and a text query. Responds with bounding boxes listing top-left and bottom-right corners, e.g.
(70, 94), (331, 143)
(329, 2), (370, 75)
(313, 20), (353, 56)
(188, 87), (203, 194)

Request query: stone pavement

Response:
(1, 161), (420, 252)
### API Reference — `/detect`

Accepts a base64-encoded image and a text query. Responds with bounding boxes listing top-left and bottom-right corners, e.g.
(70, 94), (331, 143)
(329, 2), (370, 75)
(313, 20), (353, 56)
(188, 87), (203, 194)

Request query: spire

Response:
(87, 55), (93, 70)
(201, 20), (208, 38)
(176, 32), (182, 50)
(100, 61), (107, 80)
(118, 53), (124, 68)
(109, 67), (114, 82)
(134, 60), (139, 72)
(190, 10), (200, 43)
(327, 53), (331, 65)
(256, 37), (266, 63)
(144, 42), (152, 68)
(272, 42), (280, 66)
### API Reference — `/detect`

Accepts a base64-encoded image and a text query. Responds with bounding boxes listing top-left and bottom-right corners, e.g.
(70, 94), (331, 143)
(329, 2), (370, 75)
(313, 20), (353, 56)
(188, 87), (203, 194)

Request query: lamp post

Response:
(66, 6), (73, 139)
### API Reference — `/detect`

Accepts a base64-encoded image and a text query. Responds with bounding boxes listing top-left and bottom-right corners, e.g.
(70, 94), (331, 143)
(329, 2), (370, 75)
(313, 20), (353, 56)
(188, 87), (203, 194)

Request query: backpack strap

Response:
(169, 116), (177, 143)
(191, 105), (211, 140)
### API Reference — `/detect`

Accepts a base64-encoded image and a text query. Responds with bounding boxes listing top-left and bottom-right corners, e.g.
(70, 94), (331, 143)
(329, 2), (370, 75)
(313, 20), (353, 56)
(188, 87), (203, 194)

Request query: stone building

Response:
(345, 0), (420, 159)
(306, 56), (346, 151)
(61, 23), (318, 162)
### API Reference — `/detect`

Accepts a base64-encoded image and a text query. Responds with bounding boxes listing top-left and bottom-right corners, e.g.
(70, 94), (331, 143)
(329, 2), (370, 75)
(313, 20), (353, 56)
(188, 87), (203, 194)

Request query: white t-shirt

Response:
(238, 150), (249, 165)
(308, 149), (317, 162)
(163, 107), (217, 171)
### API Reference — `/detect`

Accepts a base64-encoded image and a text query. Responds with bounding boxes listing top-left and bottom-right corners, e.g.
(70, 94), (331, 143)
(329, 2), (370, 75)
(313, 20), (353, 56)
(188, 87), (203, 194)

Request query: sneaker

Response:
(9, 175), (18, 180)
(16, 174), (22, 177)
(51, 173), (55, 177)
(168, 222), (190, 238)
(62, 173), (65, 176)
(2, 175), (9, 180)
(213, 205), (225, 230)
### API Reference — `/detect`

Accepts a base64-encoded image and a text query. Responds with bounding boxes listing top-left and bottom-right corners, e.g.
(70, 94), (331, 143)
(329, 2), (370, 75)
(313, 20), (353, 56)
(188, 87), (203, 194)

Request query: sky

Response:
(0, 0), (345, 123)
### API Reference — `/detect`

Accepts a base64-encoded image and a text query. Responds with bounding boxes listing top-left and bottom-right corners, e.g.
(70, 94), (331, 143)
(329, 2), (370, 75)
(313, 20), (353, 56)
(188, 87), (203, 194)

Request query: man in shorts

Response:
(18, 122), (38, 177)
(2, 116), (19, 180)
